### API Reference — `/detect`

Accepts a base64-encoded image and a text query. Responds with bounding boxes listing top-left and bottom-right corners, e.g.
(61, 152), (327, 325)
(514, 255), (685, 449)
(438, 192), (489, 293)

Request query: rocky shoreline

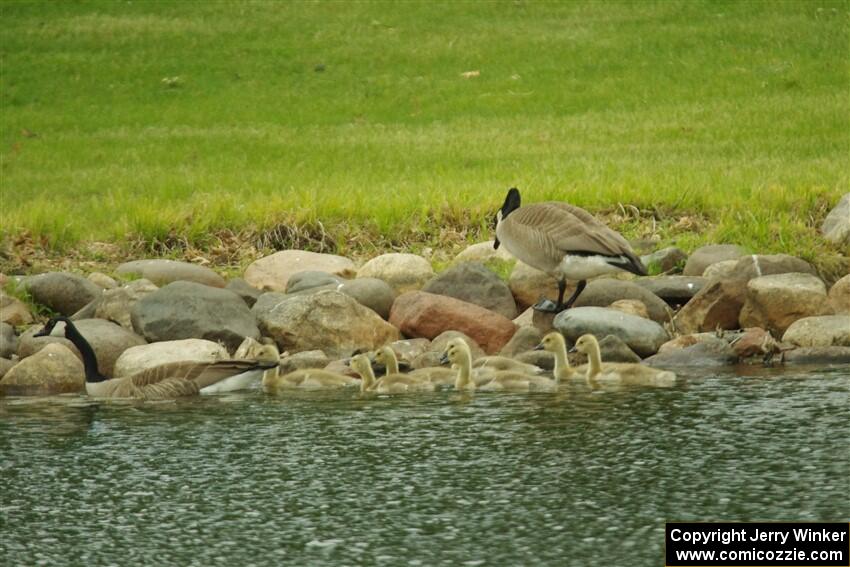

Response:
(1, 194), (849, 396)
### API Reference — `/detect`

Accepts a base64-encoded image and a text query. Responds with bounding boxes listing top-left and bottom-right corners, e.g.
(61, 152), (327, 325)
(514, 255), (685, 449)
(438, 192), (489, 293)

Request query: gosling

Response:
(441, 338), (557, 392)
(572, 334), (676, 387)
(350, 354), (436, 394)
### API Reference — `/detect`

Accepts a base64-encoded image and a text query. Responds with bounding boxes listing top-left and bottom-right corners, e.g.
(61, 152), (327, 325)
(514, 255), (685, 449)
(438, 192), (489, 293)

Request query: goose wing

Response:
(128, 359), (277, 390)
(503, 203), (646, 274)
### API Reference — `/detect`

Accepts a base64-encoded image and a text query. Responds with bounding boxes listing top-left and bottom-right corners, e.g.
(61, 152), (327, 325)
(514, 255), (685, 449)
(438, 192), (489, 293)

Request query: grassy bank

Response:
(1, 1), (848, 273)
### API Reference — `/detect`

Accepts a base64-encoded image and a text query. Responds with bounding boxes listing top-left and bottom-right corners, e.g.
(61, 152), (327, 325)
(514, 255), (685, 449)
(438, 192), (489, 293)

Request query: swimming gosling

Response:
(572, 334), (676, 387)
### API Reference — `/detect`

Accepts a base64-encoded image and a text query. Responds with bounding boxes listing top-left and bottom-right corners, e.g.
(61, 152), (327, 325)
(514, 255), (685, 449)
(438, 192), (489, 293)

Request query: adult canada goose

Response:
(572, 334), (676, 387)
(494, 187), (647, 312)
(350, 353), (436, 394)
(34, 317), (278, 400)
(440, 338), (557, 392)
(373, 346), (455, 386)
(534, 332), (579, 381)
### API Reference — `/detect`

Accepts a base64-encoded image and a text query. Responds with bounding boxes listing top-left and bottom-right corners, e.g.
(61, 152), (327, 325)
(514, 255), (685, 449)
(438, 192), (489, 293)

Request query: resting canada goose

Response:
(572, 334), (676, 387)
(534, 332), (578, 381)
(373, 346), (455, 386)
(35, 317), (278, 400)
(494, 187), (647, 312)
(350, 353), (437, 394)
(440, 338), (557, 392)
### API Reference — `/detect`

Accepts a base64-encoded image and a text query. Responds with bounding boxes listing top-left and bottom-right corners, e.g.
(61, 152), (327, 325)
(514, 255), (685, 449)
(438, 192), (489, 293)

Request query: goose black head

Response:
(33, 316), (70, 338)
(494, 187), (521, 249)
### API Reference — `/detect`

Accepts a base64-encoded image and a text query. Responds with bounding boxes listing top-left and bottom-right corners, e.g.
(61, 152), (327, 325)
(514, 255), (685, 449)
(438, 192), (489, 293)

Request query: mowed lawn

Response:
(1, 0), (847, 264)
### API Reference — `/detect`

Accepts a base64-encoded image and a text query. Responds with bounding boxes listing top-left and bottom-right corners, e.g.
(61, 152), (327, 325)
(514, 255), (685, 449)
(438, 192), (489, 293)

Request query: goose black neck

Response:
(59, 318), (107, 383)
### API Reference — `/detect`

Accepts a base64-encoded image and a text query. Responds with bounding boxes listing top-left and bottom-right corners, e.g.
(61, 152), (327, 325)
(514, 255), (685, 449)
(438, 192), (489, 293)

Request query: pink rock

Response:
(389, 291), (517, 354)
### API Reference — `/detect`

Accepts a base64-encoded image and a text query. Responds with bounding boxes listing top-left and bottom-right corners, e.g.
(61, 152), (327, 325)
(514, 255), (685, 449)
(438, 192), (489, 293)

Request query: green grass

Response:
(1, 0), (848, 271)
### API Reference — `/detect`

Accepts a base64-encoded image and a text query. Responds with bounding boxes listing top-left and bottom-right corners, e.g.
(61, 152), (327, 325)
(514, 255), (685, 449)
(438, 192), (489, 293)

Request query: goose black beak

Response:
(33, 327), (50, 338)
(493, 237), (500, 250)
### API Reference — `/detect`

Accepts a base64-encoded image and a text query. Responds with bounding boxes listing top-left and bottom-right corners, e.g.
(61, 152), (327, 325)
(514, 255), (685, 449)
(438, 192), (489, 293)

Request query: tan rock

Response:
(453, 241), (515, 264)
(114, 339), (228, 378)
(244, 250), (355, 292)
(87, 272), (118, 290)
(658, 333), (719, 353)
(357, 253), (435, 294)
(508, 261), (563, 311)
(739, 273), (832, 336)
(0, 292), (34, 326)
(116, 259), (226, 288)
(0, 343), (85, 396)
(608, 299), (649, 319)
(702, 260), (739, 281)
(683, 245), (747, 276)
(674, 278), (747, 334)
(254, 290), (399, 358)
(389, 291), (517, 354)
(829, 274), (850, 314)
(782, 315), (850, 347)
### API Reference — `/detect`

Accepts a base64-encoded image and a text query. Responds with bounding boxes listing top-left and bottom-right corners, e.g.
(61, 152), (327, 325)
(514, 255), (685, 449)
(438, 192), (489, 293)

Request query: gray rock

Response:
(428, 330), (486, 360)
(683, 245), (747, 276)
(357, 253), (435, 294)
(0, 357), (14, 379)
(499, 325), (543, 357)
(285, 271), (343, 294)
(821, 193), (850, 246)
(643, 340), (738, 367)
(23, 272), (102, 316)
(95, 279), (159, 331)
(1, 322), (17, 359)
(132, 281), (259, 351)
(782, 315), (850, 347)
(252, 290), (399, 358)
(387, 338), (431, 364)
(116, 259), (226, 288)
(338, 278), (397, 319)
(514, 350), (555, 371)
(411, 351), (445, 370)
(732, 254), (817, 280)
(635, 276), (707, 306)
(573, 279), (670, 323)
(423, 262), (517, 319)
(554, 306), (669, 357)
(597, 334), (641, 363)
(641, 247), (687, 274)
(71, 298), (100, 320)
(279, 350), (330, 374)
(244, 250), (356, 292)
(0, 343), (85, 396)
(21, 318), (147, 377)
(114, 339), (228, 378)
(783, 346), (850, 365)
(226, 278), (264, 307)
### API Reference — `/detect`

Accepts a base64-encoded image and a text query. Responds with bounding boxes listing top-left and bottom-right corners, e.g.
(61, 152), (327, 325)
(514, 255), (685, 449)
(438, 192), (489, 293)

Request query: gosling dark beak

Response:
(568, 346), (577, 354)
(533, 343), (544, 351)
(439, 352), (450, 365)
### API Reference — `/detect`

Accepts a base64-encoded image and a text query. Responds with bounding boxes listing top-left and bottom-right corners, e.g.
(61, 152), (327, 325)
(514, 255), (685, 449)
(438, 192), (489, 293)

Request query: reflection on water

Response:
(1, 368), (848, 566)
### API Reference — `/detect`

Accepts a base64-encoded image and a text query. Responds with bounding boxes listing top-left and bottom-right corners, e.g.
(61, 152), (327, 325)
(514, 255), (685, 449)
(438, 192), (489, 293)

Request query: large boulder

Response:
(285, 271), (343, 294)
(508, 261), (562, 311)
(783, 347), (850, 365)
(422, 262), (517, 319)
(643, 340), (738, 367)
(499, 326), (543, 357)
(357, 253), (435, 294)
(389, 291), (516, 354)
(674, 278), (748, 334)
(0, 343), (85, 396)
(739, 273), (833, 336)
(635, 276), (707, 306)
(253, 290), (399, 358)
(0, 292), (33, 325)
(828, 274), (850, 314)
(116, 259), (226, 288)
(573, 279), (670, 323)
(683, 245), (747, 276)
(225, 278), (264, 307)
(23, 272), (101, 316)
(821, 193), (850, 246)
(337, 278), (396, 319)
(94, 279), (159, 331)
(0, 357), (13, 379)
(21, 318), (146, 377)
(131, 281), (260, 351)
(553, 306), (669, 357)
(453, 241), (515, 264)
(1, 322), (17, 359)
(244, 250), (356, 292)
(114, 339), (229, 378)
(782, 315), (850, 347)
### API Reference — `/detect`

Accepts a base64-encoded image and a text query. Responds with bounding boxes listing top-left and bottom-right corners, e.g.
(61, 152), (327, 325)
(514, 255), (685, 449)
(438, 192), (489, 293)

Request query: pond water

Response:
(1, 367), (848, 566)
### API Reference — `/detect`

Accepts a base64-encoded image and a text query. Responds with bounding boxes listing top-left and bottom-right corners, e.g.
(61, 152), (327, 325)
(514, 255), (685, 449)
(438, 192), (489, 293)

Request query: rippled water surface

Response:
(1, 367), (848, 566)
